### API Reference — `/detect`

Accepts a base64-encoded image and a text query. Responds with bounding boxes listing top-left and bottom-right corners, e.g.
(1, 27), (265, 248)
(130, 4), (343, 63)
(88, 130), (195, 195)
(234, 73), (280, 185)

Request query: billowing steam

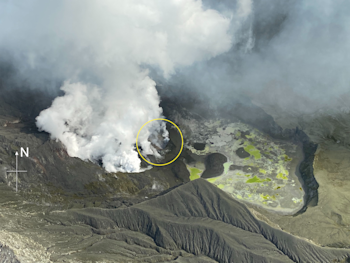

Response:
(7, 0), (347, 171)
(0, 0), (253, 172)
(160, 0), (350, 145)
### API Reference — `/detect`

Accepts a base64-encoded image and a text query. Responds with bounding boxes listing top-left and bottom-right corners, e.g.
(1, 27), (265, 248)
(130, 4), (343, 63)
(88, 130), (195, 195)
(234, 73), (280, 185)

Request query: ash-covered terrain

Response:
(0, 89), (349, 263)
(1, 0), (350, 262)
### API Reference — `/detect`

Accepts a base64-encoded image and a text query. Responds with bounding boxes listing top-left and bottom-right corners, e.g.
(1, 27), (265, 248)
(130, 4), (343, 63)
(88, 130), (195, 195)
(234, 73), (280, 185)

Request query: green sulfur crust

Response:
(276, 173), (288, 180)
(189, 167), (202, 181)
(244, 145), (261, 159)
(246, 175), (271, 183)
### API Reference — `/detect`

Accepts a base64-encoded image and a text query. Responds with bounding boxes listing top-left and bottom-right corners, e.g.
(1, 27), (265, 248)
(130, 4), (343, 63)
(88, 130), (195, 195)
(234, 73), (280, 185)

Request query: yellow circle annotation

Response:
(136, 118), (184, 166)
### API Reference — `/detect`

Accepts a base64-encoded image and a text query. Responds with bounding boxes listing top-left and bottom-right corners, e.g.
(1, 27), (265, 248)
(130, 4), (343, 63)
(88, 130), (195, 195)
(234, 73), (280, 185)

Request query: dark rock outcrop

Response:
(201, 153), (227, 178)
(235, 147), (250, 158)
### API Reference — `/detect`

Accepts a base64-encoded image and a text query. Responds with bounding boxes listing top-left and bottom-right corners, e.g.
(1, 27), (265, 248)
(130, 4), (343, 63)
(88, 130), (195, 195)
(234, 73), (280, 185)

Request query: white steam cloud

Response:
(0, 0), (253, 172)
(160, 0), (350, 144)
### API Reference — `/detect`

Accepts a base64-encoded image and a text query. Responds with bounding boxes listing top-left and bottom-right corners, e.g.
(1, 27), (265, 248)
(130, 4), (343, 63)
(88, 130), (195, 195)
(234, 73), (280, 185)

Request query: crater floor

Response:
(183, 120), (305, 214)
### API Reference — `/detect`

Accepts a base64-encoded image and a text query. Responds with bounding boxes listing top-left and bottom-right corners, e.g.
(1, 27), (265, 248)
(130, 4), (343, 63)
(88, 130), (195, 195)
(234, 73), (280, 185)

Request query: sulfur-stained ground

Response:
(183, 120), (305, 214)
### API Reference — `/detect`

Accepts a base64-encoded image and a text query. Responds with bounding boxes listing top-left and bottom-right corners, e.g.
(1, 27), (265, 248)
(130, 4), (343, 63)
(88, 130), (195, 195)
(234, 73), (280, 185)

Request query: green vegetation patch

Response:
(244, 145), (261, 159)
(246, 175), (271, 183)
(217, 184), (225, 189)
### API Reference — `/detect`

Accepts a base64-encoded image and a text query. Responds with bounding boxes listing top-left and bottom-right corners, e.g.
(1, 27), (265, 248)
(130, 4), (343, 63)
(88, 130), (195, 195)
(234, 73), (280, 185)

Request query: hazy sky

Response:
(163, 0), (350, 116)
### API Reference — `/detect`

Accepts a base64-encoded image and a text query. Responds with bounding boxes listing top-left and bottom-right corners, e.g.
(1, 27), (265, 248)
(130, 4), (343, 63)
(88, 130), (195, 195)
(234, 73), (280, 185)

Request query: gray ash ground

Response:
(0, 90), (349, 262)
(0, 244), (19, 263)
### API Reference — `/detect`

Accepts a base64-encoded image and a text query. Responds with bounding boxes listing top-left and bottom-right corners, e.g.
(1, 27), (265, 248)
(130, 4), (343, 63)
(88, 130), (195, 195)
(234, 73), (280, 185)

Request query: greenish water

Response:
(189, 167), (202, 181)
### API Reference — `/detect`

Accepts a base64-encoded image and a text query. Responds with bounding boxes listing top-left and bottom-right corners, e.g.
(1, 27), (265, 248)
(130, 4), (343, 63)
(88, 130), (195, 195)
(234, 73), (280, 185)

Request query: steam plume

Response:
(0, 0), (252, 172)
(160, 0), (350, 145)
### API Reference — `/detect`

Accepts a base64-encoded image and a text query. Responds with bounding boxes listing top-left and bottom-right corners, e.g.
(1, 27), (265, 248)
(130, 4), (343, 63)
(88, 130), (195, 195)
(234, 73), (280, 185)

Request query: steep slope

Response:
(66, 179), (350, 263)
